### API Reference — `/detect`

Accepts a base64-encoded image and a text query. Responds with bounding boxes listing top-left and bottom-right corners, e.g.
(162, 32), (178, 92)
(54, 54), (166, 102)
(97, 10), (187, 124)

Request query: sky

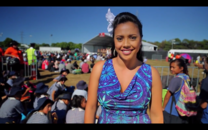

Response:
(0, 6), (208, 45)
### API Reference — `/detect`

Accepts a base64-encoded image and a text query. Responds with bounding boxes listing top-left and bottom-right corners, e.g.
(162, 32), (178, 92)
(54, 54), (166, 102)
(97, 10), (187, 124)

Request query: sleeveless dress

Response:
(97, 59), (152, 123)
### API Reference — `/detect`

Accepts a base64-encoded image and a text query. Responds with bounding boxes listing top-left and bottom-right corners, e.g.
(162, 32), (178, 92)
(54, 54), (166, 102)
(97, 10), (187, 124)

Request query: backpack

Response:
(8, 58), (20, 66)
(162, 89), (168, 106)
(175, 74), (197, 117)
(54, 85), (66, 100)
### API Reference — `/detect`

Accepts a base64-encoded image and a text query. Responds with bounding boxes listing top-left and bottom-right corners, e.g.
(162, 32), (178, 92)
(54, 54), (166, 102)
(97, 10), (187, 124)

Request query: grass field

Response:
(28, 59), (205, 118)
(30, 59), (205, 93)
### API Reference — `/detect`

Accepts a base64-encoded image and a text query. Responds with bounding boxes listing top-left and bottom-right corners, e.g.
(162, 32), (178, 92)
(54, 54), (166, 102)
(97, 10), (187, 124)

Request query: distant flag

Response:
(99, 33), (105, 37)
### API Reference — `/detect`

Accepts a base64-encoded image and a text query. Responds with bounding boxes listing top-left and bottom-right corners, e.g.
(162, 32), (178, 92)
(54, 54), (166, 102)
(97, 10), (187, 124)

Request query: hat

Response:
(60, 68), (69, 74)
(61, 59), (65, 62)
(76, 80), (88, 90)
(30, 43), (35, 46)
(34, 82), (48, 94)
(84, 60), (87, 62)
(10, 40), (18, 46)
(67, 59), (71, 62)
(58, 92), (71, 100)
(56, 75), (68, 81)
(12, 77), (25, 86)
(7, 86), (22, 96)
(8, 71), (17, 77)
(35, 97), (54, 110)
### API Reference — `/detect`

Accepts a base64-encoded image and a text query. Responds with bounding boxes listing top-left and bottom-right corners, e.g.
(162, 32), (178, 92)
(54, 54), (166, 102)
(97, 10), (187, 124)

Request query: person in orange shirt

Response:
(4, 41), (24, 77)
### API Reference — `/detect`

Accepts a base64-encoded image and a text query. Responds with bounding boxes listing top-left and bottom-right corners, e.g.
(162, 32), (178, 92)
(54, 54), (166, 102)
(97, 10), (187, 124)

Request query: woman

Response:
(22, 97), (57, 124)
(4, 40), (24, 76)
(162, 58), (190, 123)
(84, 12), (163, 123)
(65, 95), (86, 123)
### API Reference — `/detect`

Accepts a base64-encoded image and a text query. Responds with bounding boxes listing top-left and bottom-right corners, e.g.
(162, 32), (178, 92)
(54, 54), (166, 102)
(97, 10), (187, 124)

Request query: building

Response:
(82, 33), (158, 54)
(39, 47), (61, 52)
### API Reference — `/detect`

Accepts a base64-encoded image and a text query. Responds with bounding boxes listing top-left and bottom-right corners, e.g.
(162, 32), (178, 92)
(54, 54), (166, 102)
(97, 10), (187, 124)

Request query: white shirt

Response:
(197, 56), (200, 62)
(30, 47), (37, 56)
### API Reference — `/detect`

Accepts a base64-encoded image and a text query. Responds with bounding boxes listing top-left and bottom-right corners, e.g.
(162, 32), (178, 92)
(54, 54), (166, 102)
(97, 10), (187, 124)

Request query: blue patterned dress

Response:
(97, 59), (152, 123)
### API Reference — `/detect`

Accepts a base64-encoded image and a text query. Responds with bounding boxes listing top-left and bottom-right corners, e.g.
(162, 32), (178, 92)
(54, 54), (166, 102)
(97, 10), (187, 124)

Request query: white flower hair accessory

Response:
(106, 8), (115, 36)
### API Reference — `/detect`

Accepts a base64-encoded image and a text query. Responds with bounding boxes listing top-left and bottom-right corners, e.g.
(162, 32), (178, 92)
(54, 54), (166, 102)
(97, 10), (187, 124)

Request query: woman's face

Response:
(42, 103), (52, 114)
(81, 98), (87, 109)
(170, 62), (183, 75)
(114, 21), (141, 61)
(13, 45), (18, 49)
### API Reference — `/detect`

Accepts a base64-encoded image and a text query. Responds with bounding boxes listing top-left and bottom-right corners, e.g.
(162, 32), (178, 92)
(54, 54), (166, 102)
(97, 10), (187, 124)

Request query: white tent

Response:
(82, 33), (158, 54)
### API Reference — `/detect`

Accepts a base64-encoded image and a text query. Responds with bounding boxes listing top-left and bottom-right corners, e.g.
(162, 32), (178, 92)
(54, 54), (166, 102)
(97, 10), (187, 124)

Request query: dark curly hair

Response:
(110, 12), (143, 62)
(71, 95), (85, 109)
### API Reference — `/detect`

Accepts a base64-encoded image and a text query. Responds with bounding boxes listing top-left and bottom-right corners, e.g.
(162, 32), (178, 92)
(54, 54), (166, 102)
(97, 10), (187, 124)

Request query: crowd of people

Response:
(0, 41), (107, 123)
(0, 11), (208, 124)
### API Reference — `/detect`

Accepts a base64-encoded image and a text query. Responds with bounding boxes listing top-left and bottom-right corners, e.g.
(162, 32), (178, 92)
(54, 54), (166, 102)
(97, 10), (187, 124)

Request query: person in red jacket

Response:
(41, 58), (49, 70)
(81, 60), (90, 73)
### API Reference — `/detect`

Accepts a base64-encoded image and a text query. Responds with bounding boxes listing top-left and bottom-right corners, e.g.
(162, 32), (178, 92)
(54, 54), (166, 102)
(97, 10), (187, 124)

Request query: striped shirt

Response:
(65, 108), (85, 123)
(51, 100), (68, 124)
(26, 111), (50, 124)
(47, 83), (65, 100)
(33, 95), (47, 109)
(0, 97), (26, 118)
(51, 100), (67, 111)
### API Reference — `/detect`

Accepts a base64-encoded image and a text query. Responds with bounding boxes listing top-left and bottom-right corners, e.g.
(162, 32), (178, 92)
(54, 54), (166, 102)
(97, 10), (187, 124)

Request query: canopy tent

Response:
(82, 33), (113, 54)
(82, 33), (158, 54)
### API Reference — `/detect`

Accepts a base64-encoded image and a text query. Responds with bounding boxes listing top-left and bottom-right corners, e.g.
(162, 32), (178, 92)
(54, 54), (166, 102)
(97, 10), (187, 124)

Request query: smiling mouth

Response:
(121, 50), (132, 55)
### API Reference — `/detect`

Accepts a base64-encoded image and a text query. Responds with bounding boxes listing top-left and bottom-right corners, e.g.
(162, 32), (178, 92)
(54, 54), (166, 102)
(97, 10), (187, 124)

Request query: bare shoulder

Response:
(89, 60), (106, 80)
(93, 60), (106, 71)
(150, 66), (162, 86)
(150, 66), (160, 76)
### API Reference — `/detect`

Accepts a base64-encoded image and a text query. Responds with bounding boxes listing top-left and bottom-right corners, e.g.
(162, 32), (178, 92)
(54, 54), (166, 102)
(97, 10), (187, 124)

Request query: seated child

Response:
(47, 75), (68, 101)
(23, 97), (57, 124)
(65, 95), (86, 123)
(51, 92), (71, 124)
(0, 86), (27, 124)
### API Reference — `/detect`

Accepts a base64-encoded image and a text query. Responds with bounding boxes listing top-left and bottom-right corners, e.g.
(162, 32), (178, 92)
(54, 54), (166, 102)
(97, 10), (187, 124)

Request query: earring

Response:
(113, 49), (116, 56)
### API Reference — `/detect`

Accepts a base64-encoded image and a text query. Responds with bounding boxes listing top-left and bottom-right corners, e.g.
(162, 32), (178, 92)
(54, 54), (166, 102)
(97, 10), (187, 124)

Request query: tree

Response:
(2, 37), (13, 47)
(40, 43), (50, 47)
(174, 38), (181, 43)
(34, 44), (40, 50)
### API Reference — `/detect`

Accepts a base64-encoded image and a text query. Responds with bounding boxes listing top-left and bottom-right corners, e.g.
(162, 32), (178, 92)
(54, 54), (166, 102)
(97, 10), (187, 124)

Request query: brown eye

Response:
(130, 37), (136, 40)
(116, 37), (122, 41)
